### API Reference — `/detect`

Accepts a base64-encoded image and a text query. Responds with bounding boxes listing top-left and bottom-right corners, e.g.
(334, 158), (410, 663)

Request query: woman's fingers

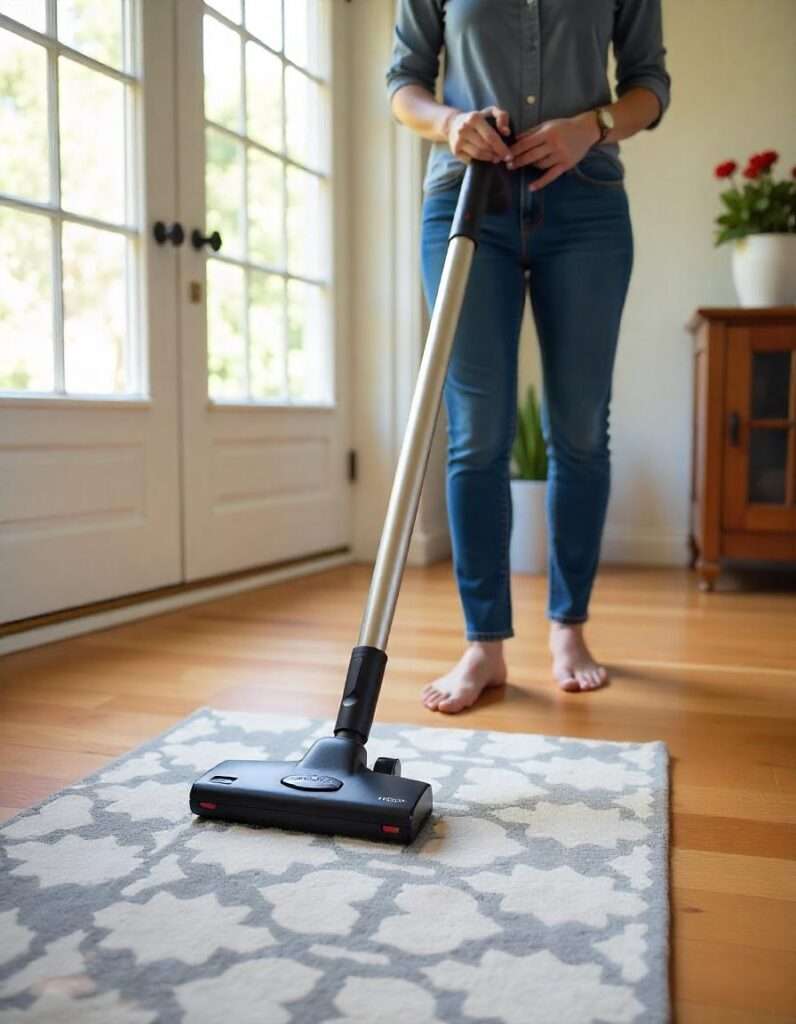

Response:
(486, 105), (512, 137)
(508, 143), (554, 170)
(459, 141), (496, 164)
(471, 117), (511, 160)
(529, 163), (567, 191)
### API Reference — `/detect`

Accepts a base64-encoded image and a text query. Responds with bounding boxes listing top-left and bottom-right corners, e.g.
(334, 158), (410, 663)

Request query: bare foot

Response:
(422, 641), (507, 714)
(549, 622), (609, 693)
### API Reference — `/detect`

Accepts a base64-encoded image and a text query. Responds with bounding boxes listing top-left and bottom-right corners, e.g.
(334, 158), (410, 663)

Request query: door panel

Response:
(0, 0), (182, 622)
(722, 325), (796, 533)
(176, 0), (350, 581)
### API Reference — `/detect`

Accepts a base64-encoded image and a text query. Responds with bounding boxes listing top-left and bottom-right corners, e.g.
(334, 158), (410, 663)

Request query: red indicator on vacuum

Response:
(381, 825), (400, 834)
(198, 802), (217, 811)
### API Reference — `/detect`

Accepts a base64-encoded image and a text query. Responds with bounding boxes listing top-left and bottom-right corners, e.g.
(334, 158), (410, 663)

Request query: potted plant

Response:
(713, 151), (796, 306)
(510, 384), (548, 575)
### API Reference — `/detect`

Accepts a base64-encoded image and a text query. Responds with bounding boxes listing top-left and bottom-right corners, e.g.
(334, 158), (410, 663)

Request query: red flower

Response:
(746, 150), (778, 175)
(756, 150), (779, 171)
(714, 160), (737, 178)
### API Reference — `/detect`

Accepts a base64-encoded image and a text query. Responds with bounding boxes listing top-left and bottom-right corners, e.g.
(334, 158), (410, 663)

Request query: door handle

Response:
(728, 411), (741, 446)
(191, 229), (223, 252)
(153, 221), (184, 246)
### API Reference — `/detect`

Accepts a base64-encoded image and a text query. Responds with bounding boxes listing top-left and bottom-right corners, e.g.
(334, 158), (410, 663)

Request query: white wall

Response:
(520, 0), (796, 564)
(352, 0), (796, 567)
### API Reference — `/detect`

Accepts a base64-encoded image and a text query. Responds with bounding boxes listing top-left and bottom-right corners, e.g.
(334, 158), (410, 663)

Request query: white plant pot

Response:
(731, 233), (796, 307)
(509, 478), (547, 575)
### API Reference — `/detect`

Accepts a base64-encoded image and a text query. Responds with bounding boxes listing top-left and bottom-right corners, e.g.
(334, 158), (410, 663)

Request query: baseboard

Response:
(0, 552), (354, 656)
(601, 525), (690, 567)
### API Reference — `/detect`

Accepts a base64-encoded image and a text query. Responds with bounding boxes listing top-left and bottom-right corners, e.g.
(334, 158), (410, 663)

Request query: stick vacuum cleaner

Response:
(190, 125), (513, 844)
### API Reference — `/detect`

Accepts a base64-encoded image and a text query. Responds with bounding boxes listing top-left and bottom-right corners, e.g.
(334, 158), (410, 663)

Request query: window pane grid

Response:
(0, 0), (143, 398)
(204, 1), (326, 86)
(204, 0), (331, 405)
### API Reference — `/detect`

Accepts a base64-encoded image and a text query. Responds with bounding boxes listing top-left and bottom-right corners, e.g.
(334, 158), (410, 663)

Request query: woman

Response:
(386, 0), (671, 711)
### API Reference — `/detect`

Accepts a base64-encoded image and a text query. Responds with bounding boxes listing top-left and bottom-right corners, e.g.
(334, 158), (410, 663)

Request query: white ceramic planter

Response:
(731, 233), (796, 307)
(509, 478), (547, 575)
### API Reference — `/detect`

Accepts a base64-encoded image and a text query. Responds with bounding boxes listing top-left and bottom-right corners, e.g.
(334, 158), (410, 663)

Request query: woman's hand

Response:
(507, 113), (600, 190)
(444, 106), (512, 164)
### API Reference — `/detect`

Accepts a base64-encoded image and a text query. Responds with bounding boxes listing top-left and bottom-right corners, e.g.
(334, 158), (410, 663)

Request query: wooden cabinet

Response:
(688, 308), (796, 590)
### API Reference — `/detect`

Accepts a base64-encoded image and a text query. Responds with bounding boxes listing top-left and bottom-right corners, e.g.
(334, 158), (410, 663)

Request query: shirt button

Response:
(526, 95), (536, 105)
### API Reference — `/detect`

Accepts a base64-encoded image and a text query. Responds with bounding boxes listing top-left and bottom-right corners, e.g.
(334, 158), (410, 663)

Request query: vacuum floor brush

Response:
(190, 127), (513, 844)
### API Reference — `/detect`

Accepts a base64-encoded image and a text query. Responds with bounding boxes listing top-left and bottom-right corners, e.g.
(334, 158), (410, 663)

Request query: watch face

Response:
(601, 108), (615, 130)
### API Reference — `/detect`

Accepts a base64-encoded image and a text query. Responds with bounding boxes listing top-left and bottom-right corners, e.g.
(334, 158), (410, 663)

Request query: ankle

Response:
(550, 621), (584, 638)
(467, 639), (504, 658)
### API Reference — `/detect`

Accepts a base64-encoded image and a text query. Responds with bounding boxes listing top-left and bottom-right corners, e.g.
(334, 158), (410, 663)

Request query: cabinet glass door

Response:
(723, 327), (796, 532)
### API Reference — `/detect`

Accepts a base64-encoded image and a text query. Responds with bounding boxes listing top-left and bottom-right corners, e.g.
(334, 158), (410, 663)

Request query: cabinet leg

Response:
(696, 559), (720, 592)
(688, 534), (698, 570)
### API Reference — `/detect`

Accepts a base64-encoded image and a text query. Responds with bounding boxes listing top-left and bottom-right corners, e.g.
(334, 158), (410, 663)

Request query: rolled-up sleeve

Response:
(385, 0), (444, 101)
(613, 0), (671, 128)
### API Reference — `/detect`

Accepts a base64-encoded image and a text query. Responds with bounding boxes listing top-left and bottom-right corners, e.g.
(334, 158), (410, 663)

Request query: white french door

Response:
(0, 0), (351, 622)
(0, 0), (182, 622)
(176, 0), (350, 581)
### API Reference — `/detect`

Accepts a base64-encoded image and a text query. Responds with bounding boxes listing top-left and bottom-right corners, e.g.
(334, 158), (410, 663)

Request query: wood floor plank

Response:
(1, 562), (795, 1019)
(675, 889), (796, 952)
(674, 849), (796, 901)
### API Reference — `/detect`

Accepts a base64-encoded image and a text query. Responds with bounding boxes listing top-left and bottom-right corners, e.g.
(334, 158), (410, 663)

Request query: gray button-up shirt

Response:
(386, 0), (671, 193)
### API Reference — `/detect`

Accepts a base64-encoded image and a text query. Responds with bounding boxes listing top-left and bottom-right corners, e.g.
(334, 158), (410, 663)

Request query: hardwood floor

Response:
(1, 563), (795, 1021)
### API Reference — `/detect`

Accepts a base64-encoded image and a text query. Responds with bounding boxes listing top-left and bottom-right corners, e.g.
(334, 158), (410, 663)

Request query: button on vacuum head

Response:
(280, 774), (343, 792)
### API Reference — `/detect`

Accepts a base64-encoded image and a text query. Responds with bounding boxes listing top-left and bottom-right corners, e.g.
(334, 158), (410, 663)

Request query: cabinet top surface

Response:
(687, 307), (796, 332)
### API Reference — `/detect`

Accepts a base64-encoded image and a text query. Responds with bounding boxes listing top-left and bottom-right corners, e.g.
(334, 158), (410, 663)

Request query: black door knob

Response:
(153, 221), (184, 246)
(191, 229), (222, 252)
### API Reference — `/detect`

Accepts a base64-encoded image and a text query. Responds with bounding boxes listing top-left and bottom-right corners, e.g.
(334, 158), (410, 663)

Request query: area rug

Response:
(0, 710), (669, 1023)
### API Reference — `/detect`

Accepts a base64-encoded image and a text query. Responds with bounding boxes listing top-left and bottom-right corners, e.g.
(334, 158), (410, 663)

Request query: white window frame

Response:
(202, 0), (333, 407)
(0, 0), (145, 401)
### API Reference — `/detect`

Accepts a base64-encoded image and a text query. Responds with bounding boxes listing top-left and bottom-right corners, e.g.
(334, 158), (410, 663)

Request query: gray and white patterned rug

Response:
(0, 710), (670, 1023)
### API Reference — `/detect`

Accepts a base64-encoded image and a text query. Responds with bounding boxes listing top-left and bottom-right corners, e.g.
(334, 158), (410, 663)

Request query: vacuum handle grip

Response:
(448, 115), (514, 245)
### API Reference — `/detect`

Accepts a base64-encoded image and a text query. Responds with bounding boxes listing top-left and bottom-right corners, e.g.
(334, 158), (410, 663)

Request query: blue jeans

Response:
(421, 151), (634, 638)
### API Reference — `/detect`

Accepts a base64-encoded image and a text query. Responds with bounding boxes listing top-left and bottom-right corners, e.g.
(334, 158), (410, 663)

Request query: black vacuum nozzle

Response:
(190, 733), (432, 845)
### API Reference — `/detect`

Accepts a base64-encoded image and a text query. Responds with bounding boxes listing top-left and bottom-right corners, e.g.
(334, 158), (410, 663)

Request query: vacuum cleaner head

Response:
(190, 734), (433, 844)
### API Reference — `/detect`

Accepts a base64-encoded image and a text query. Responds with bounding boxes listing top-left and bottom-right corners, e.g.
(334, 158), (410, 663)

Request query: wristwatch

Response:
(594, 106), (614, 144)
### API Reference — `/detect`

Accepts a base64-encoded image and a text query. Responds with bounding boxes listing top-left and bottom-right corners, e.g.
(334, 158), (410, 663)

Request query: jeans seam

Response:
(466, 629), (515, 641)
(570, 165), (625, 188)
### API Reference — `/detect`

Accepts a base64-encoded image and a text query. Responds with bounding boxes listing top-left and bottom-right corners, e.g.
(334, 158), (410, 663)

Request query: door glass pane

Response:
(248, 148), (283, 267)
(0, 207), (53, 391)
(59, 56), (126, 223)
(250, 271), (285, 398)
(286, 166), (322, 278)
(205, 0), (240, 23)
(0, 28), (49, 201)
(748, 428), (787, 504)
(58, 0), (123, 69)
(0, 1), (46, 32)
(203, 14), (240, 131)
(283, 0), (310, 69)
(206, 127), (243, 259)
(245, 0), (281, 51)
(62, 223), (128, 394)
(751, 351), (790, 420)
(245, 41), (282, 152)
(285, 65), (325, 171)
(207, 260), (246, 398)
(287, 280), (327, 401)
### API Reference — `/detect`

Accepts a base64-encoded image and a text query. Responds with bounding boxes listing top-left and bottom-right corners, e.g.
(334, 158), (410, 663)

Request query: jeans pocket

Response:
(570, 150), (626, 188)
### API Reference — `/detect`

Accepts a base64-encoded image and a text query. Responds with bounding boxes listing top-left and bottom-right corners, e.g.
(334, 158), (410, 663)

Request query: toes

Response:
(438, 696), (465, 714)
(423, 688), (444, 710)
(557, 676), (580, 693)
